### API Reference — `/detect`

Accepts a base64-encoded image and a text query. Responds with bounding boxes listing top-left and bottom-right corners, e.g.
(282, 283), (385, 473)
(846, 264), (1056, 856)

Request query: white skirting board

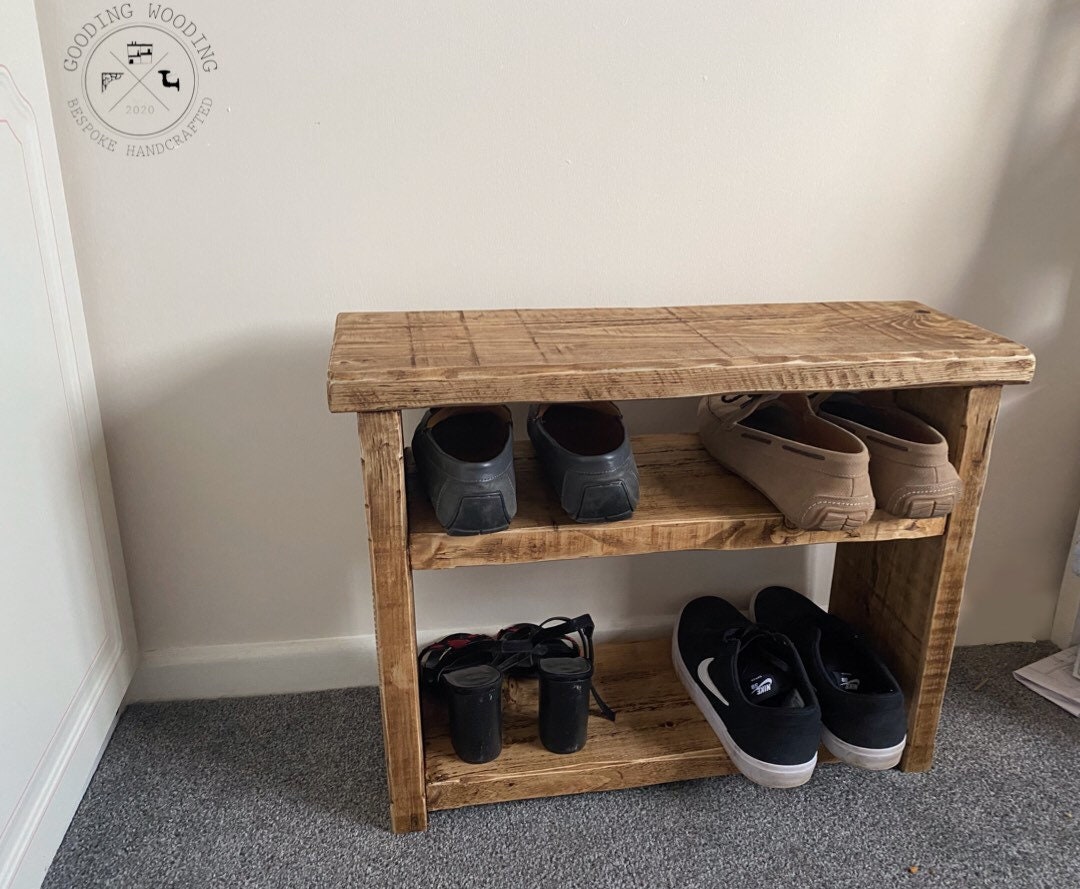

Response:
(127, 617), (681, 703)
(129, 558), (838, 703)
(128, 636), (381, 703)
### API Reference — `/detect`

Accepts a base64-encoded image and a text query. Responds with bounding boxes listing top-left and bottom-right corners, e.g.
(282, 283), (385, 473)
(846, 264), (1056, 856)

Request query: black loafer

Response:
(527, 402), (640, 523)
(412, 405), (517, 535)
(751, 585), (908, 770)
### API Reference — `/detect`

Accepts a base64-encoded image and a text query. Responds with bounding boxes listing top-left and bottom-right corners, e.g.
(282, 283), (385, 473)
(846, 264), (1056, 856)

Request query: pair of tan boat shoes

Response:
(698, 392), (963, 532)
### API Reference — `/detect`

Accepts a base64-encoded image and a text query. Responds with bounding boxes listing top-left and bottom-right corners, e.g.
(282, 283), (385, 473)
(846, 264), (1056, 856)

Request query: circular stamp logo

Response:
(62, 4), (218, 157)
(84, 24), (198, 138)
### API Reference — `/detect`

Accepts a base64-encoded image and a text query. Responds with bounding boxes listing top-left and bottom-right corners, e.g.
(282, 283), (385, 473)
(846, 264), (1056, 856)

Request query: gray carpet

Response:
(45, 642), (1080, 889)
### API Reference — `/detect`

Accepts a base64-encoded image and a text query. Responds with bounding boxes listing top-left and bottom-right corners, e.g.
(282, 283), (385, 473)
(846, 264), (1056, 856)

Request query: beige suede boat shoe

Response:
(814, 393), (963, 520)
(697, 393), (874, 532)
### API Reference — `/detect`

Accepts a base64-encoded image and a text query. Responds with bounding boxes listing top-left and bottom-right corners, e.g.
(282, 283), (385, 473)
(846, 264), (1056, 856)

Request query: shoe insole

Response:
(819, 635), (894, 694)
(821, 398), (939, 445)
(739, 403), (860, 454)
(431, 412), (510, 463)
(541, 404), (624, 456)
(741, 403), (804, 441)
(738, 642), (804, 709)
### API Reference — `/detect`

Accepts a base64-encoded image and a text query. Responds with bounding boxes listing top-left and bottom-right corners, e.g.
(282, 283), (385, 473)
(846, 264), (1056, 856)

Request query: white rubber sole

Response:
(670, 625), (817, 789)
(821, 725), (906, 770)
(748, 588), (907, 772)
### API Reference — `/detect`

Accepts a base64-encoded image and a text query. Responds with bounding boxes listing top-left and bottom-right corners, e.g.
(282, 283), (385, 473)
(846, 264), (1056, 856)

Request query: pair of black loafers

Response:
(411, 402), (640, 536)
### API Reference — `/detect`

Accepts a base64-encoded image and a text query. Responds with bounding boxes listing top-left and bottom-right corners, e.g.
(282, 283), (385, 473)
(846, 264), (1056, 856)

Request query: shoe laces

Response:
(718, 625), (798, 681)
(717, 393), (764, 406)
(719, 624), (774, 645)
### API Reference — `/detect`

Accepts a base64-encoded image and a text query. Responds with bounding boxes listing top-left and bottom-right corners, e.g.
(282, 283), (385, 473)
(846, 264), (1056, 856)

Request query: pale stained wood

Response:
(829, 385), (1002, 772)
(407, 434), (946, 570)
(424, 637), (839, 810)
(357, 411), (427, 833)
(328, 302), (1034, 412)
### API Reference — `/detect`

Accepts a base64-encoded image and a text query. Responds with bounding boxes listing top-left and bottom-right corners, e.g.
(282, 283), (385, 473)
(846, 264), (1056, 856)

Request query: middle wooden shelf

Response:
(406, 433), (946, 570)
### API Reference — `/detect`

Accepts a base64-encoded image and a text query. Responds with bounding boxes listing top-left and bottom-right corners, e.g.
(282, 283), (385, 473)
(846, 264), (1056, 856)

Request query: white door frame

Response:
(0, 18), (136, 884)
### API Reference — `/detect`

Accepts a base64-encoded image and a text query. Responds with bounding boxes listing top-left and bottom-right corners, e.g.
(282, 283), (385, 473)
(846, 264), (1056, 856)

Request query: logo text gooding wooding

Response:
(61, 3), (218, 156)
(62, 4), (217, 73)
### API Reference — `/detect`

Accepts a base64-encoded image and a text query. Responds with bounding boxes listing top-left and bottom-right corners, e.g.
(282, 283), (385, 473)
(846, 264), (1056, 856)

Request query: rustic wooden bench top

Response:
(327, 300), (1034, 412)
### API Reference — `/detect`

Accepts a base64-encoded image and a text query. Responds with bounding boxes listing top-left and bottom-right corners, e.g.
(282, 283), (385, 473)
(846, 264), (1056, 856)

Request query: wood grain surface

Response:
(335, 303), (1026, 829)
(407, 433), (946, 569)
(829, 385), (1002, 772)
(328, 302), (1034, 412)
(424, 637), (839, 810)
(357, 412), (427, 832)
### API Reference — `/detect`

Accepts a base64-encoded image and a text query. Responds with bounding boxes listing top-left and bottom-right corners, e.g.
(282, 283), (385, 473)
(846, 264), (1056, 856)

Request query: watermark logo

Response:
(62, 4), (217, 157)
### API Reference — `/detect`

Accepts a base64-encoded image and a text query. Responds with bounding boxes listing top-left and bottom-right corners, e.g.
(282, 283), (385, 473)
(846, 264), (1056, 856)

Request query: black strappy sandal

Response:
(418, 632), (535, 764)
(418, 632), (497, 690)
(419, 615), (616, 763)
(497, 614), (617, 725)
(495, 619), (580, 676)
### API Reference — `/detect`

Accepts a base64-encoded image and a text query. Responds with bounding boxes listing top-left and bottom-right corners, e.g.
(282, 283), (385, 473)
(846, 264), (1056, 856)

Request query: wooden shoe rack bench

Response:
(326, 301), (1034, 833)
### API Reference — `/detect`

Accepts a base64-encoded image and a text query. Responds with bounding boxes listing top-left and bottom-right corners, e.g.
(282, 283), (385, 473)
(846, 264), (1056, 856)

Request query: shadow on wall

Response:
(945, 0), (1080, 643)
(105, 333), (374, 650)
(106, 333), (817, 652)
(105, 1), (1080, 655)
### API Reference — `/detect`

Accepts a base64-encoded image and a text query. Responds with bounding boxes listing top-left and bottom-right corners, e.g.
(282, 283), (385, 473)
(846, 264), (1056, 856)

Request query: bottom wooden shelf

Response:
(423, 636), (837, 811)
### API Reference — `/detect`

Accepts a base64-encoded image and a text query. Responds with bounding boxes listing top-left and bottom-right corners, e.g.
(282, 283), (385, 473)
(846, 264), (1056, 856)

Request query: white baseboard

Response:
(128, 635), (381, 703)
(128, 617), (679, 703)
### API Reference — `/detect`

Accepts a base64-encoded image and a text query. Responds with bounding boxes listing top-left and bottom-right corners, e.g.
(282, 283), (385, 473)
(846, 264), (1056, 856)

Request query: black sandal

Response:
(418, 632), (498, 690)
(497, 614), (616, 722)
(418, 615), (615, 763)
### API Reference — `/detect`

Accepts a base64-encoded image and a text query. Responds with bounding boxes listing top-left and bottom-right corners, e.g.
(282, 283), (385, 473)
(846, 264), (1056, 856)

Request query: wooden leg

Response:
(357, 411), (427, 832)
(829, 385), (1002, 771)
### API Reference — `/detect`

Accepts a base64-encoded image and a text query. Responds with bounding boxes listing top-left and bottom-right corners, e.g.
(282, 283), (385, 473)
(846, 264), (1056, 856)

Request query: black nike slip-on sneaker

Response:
(411, 405), (516, 536)
(527, 402), (640, 523)
(672, 596), (821, 788)
(751, 585), (907, 770)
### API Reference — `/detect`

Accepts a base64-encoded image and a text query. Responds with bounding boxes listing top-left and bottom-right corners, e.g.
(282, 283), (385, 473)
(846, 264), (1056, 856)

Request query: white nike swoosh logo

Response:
(697, 658), (729, 706)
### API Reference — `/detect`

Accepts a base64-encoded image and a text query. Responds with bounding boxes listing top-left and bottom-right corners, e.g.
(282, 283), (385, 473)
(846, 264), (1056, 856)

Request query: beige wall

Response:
(33, 0), (1080, 679)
